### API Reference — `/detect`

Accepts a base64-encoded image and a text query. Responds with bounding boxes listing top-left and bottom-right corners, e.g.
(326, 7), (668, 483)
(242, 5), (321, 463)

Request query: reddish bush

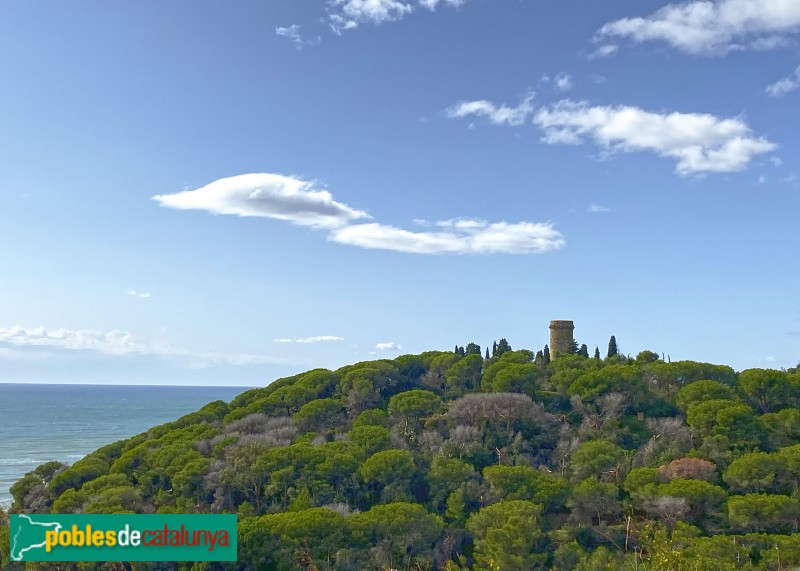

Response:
(658, 458), (717, 482)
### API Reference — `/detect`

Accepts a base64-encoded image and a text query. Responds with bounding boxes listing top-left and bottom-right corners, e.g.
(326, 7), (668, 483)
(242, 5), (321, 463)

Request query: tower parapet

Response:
(549, 320), (575, 357)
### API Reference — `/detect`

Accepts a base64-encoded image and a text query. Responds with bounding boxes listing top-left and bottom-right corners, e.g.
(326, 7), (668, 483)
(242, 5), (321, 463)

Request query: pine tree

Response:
(495, 338), (511, 357)
(578, 344), (589, 358)
(543, 344), (551, 366)
(607, 335), (618, 359)
(465, 342), (481, 356)
(594, 346), (601, 360)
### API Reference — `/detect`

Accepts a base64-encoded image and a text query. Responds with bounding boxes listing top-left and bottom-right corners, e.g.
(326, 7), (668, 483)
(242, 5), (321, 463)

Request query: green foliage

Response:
(388, 389), (442, 426)
(676, 379), (735, 412)
(465, 342), (481, 356)
(724, 451), (785, 493)
(739, 368), (791, 414)
(624, 467), (662, 497)
(360, 449), (417, 502)
(349, 424), (391, 455)
(636, 350), (660, 364)
(570, 440), (626, 482)
(727, 493), (800, 532)
(17, 348), (800, 571)
(49, 455), (109, 496)
(761, 407), (800, 449)
(351, 408), (388, 428)
(351, 503), (444, 569)
(9, 460), (65, 512)
(567, 476), (621, 525)
(293, 397), (343, 430)
(493, 338), (512, 357)
(445, 353), (483, 397)
(466, 500), (547, 570)
(607, 336), (618, 358)
(428, 456), (478, 510)
(483, 465), (568, 512)
(482, 350), (537, 393)
(658, 479), (727, 528)
(687, 399), (765, 449)
(0, 508), (11, 570)
(549, 354), (602, 394)
(239, 507), (348, 570)
(646, 361), (736, 388)
(568, 364), (642, 400)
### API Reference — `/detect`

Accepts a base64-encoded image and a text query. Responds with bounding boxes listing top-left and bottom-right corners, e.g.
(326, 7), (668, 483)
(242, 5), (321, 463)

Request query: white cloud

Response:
(554, 72), (574, 92)
(125, 290), (151, 299)
(587, 204), (612, 213)
(588, 44), (619, 60)
(328, 0), (412, 32)
(375, 341), (402, 351)
(327, 0), (467, 31)
(435, 218), (486, 230)
(766, 66), (800, 97)
(276, 24), (303, 48)
(597, 0), (800, 55)
(275, 24), (320, 50)
(757, 175), (766, 184)
(156, 174), (564, 256)
(0, 325), (280, 367)
(419, 0), (465, 9)
(771, 156), (783, 166)
(533, 100), (776, 175)
(273, 336), (344, 344)
(446, 93), (535, 126)
(329, 219), (565, 254)
(152, 173), (369, 229)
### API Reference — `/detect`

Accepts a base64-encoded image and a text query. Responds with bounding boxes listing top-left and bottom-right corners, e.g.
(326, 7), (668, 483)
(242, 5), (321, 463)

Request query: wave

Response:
(0, 458), (49, 466)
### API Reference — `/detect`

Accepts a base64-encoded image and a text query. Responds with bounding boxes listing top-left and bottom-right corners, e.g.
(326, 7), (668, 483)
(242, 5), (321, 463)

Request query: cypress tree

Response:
(607, 335), (618, 358)
(492, 341), (498, 357)
(594, 346), (601, 360)
(485, 347), (490, 360)
(454, 344), (459, 354)
(543, 344), (551, 366)
(578, 344), (589, 358)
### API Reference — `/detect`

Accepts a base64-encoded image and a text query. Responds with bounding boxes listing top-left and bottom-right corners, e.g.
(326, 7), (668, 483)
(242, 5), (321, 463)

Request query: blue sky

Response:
(1, 0), (798, 385)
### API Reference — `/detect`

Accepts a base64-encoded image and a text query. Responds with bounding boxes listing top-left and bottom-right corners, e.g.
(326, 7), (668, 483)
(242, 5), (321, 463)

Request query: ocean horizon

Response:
(0, 383), (249, 507)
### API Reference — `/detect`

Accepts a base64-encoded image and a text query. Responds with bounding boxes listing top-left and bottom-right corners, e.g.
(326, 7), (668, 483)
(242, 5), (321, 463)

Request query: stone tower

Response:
(549, 320), (574, 357)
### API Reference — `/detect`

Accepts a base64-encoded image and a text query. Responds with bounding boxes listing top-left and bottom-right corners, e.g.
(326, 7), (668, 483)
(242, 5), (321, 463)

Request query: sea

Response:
(0, 383), (249, 507)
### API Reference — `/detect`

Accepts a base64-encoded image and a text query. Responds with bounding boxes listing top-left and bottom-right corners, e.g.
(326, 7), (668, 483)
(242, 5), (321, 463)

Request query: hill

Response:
(3, 341), (800, 570)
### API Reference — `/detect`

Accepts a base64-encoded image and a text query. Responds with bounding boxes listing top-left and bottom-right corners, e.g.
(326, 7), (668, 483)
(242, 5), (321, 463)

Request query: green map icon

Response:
(10, 514), (63, 561)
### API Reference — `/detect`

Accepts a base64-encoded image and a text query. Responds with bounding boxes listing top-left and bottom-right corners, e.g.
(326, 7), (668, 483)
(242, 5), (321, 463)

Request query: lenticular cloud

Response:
(152, 173), (369, 229)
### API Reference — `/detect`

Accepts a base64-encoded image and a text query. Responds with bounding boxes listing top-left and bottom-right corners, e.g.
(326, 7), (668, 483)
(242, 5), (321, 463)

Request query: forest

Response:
(3, 337), (800, 570)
